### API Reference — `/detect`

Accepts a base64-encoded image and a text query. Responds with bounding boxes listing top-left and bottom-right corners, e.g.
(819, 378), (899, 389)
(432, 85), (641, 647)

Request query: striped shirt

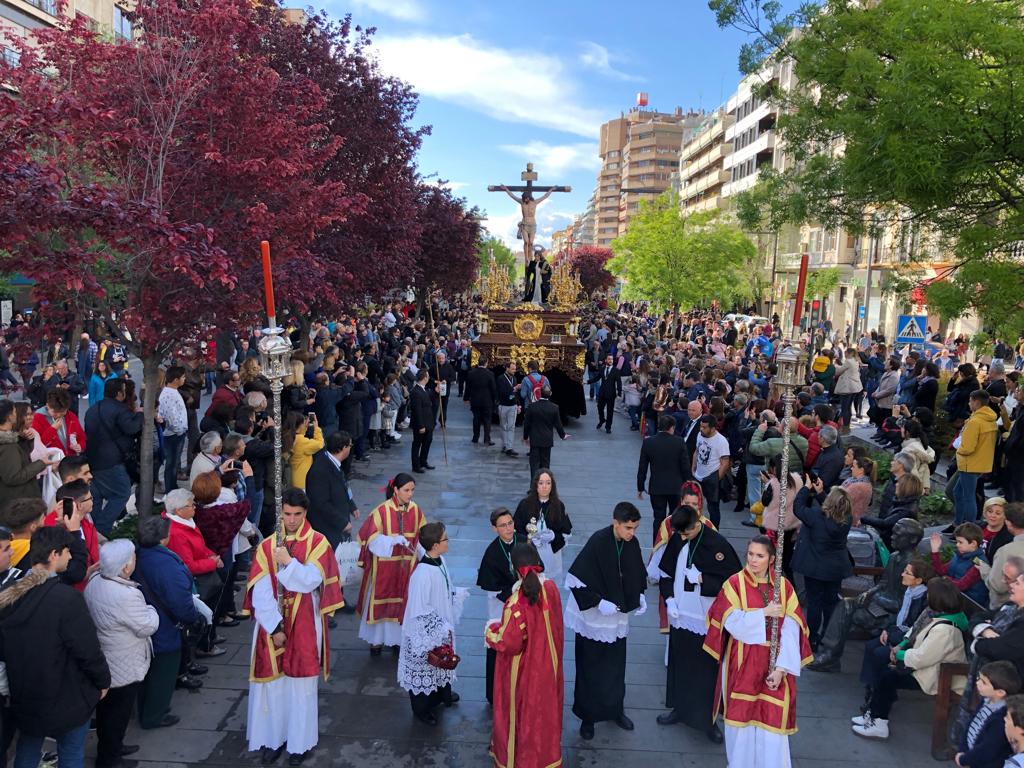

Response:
(966, 699), (1004, 750)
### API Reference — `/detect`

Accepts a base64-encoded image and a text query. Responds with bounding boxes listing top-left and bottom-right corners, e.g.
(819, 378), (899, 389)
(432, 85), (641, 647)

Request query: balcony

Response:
(683, 195), (723, 214)
(683, 169), (729, 197)
(683, 143), (731, 178)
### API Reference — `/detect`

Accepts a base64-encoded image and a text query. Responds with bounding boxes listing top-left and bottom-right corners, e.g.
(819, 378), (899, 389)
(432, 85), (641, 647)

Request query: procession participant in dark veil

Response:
(564, 502), (647, 741)
(655, 504), (741, 743)
(476, 507), (519, 706)
(513, 469), (572, 581)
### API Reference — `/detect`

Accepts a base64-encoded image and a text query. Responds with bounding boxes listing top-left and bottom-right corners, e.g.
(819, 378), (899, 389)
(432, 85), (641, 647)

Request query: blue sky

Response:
(320, 0), (754, 250)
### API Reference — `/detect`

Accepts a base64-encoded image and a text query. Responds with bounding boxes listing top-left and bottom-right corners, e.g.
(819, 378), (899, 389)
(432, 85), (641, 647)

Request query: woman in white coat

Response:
(833, 349), (864, 432)
(84, 539), (159, 768)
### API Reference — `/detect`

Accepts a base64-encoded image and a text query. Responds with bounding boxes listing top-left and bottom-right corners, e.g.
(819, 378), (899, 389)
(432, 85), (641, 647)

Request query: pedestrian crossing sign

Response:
(895, 315), (927, 344)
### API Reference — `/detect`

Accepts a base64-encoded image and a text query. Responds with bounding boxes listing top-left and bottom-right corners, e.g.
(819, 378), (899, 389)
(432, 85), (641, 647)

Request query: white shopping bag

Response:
(335, 541), (363, 588)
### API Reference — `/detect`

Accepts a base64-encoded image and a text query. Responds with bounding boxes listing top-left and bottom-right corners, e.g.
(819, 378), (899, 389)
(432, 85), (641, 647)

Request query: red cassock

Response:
(355, 500), (425, 624)
(650, 514), (717, 634)
(243, 521), (345, 682)
(486, 579), (564, 768)
(702, 569), (812, 736)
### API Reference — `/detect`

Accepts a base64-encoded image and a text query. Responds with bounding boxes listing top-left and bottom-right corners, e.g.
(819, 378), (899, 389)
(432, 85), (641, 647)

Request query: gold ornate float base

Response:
(476, 306), (584, 383)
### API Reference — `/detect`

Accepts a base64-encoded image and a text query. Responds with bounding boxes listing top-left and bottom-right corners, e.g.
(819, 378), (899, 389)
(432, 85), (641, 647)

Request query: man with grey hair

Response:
(189, 432), (222, 489)
(812, 425), (844, 490)
(429, 349), (456, 426)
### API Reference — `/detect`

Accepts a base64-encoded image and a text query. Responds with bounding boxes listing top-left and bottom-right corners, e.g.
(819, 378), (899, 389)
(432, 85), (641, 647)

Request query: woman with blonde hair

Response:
(793, 480), (854, 649)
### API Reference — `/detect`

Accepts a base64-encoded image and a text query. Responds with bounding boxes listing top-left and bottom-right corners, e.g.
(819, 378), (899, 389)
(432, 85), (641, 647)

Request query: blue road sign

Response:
(858, 305), (865, 319)
(895, 315), (927, 344)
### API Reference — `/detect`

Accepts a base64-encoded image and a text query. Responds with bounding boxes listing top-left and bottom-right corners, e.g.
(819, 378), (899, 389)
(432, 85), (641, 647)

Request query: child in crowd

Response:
(955, 660), (1020, 768)
(930, 524), (990, 606)
(1004, 695), (1024, 767)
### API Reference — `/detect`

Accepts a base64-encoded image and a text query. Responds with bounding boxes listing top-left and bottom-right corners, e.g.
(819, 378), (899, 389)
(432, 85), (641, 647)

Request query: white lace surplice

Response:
(396, 557), (466, 695)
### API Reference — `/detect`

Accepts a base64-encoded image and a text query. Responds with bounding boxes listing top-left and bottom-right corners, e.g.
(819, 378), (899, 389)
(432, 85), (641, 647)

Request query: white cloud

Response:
(432, 180), (469, 193)
(371, 34), (604, 138)
(349, 0), (426, 22)
(499, 141), (599, 176)
(579, 42), (641, 82)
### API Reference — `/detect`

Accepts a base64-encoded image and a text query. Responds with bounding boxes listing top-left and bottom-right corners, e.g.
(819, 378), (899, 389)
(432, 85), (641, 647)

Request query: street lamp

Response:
(258, 327), (292, 550)
(769, 341), (806, 668)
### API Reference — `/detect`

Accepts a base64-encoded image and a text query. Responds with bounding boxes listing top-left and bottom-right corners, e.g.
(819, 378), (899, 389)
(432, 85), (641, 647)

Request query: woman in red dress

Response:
(704, 535), (812, 768)
(486, 544), (564, 768)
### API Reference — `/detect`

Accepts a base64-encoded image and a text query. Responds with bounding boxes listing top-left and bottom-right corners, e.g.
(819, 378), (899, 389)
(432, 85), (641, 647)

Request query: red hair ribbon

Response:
(517, 565), (543, 578)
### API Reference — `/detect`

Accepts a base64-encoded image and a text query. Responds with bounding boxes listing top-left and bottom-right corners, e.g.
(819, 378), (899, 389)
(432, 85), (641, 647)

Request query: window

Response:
(76, 11), (99, 32)
(1, 46), (20, 67)
(606, 162), (619, 170)
(607, 150), (620, 159)
(26, 0), (58, 15)
(114, 6), (133, 41)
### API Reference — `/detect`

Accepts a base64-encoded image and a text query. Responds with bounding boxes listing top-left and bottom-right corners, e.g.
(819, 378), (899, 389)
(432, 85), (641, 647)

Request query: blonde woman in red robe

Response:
(703, 535), (813, 768)
(486, 544), (564, 768)
(355, 473), (426, 655)
(648, 482), (711, 635)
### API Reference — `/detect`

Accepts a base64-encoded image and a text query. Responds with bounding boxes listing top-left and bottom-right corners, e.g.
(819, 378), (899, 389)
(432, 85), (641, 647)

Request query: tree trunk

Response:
(136, 353), (161, 518)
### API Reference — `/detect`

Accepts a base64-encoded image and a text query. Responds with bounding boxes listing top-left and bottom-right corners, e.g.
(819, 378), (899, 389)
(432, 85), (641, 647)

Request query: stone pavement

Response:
(119, 398), (943, 768)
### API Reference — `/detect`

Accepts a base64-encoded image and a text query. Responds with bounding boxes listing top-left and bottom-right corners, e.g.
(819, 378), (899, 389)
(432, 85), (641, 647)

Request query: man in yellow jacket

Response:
(953, 390), (998, 525)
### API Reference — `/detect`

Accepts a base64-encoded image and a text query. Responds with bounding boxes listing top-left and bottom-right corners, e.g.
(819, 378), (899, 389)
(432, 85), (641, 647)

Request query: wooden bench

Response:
(930, 595), (986, 760)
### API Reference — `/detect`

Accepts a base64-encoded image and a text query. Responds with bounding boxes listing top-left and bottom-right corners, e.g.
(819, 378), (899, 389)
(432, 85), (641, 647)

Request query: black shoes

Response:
(216, 617), (240, 628)
(260, 746), (284, 765)
(580, 721), (595, 740)
(175, 674), (203, 691)
(484, 441), (495, 446)
(327, 617), (337, 629)
(369, 645), (383, 656)
(423, 464), (436, 470)
(413, 468), (425, 474)
(188, 663), (208, 676)
(707, 724), (724, 743)
(416, 712), (438, 726)
(596, 422), (604, 430)
(504, 449), (519, 457)
(338, 604), (356, 614)
(444, 692), (460, 707)
(120, 745), (140, 757)
(615, 714), (635, 731)
(656, 710), (680, 726)
(288, 751), (309, 766)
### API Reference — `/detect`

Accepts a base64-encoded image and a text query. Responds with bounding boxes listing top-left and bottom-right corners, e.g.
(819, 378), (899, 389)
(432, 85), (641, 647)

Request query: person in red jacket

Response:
(42, 479), (98, 592)
(164, 489), (220, 576)
(31, 389), (86, 457)
(205, 370), (244, 418)
(791, 404), (839, 468)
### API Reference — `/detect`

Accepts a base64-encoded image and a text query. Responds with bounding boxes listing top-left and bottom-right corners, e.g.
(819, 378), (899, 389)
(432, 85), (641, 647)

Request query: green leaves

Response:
(715, 0), (1024, 336)
(477, 234), (517, 280)
(608, 194), (758, 310)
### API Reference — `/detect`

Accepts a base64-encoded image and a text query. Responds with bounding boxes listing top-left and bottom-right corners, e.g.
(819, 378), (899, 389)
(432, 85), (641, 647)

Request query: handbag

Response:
(426, 632), (460, 670)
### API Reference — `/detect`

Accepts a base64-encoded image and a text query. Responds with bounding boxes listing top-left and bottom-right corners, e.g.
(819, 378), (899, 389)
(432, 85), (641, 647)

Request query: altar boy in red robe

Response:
(486, 544), (564, 768)
(243, 488), (344, 766)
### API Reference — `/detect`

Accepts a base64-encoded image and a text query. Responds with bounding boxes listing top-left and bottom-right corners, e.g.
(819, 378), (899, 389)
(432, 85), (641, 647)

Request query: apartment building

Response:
(571, 193), (597, 248)
(679, 108), (735, 215)
(1, 0), (134, 61)
(595, 106), (703, 247)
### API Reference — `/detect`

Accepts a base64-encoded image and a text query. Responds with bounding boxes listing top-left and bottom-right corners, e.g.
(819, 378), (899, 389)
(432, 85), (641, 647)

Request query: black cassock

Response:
(658, 525), (742, 731)
(476, 536), (518, 705)
(568, 526), (646, 724)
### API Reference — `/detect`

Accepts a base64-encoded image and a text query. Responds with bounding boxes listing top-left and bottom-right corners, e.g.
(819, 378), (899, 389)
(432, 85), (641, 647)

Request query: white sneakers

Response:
(852, 717), (889, 739)
(850, 712), (871, 726)
(390, 431), (402, 441)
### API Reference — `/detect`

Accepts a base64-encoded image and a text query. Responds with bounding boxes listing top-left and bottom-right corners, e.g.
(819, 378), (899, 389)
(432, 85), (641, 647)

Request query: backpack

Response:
(525, 371), (549, 404)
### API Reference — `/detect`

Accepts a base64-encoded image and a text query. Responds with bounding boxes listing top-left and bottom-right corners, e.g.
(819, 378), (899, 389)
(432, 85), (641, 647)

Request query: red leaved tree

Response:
(411, 183), (482, 316)
(560, 245), (615, 297)
(0, 0), (358, 513)
(255, 10), (427, 318)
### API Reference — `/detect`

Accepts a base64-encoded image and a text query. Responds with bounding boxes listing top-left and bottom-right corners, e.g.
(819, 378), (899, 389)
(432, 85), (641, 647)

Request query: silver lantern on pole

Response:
(258, 327), (292, 549)
(769, 341), (806, 669)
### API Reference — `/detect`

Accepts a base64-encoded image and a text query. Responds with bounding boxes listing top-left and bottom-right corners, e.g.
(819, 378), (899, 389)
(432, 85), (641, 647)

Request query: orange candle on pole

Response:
(260, 240), (276, 325)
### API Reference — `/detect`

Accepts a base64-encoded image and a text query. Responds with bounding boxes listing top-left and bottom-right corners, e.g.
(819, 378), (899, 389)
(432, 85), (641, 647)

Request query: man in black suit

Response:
(522, 384), (569, 479)
(676, 399), (704, 460)
(637, 415), (693, 539)
(305, 431), (360, 549)
(428, 350), (457, 426)
(464, 354), (497, 446)
(409, 369), (438, 473)
(595, 354), (622, 434)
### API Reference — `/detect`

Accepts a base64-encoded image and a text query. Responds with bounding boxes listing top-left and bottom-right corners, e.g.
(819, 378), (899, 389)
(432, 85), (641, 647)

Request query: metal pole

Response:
(770, 386), (795, 668)
(270, 377), (284, 548)
(768, 232), (779, 321)
(863, 222), (878, 338)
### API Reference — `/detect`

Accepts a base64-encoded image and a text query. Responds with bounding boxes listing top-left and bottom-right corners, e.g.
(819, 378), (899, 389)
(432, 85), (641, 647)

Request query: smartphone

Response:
(62, 497), (74, 520)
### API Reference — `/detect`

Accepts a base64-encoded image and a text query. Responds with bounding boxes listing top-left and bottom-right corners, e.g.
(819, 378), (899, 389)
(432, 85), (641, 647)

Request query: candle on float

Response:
(260, 240), (276, 325)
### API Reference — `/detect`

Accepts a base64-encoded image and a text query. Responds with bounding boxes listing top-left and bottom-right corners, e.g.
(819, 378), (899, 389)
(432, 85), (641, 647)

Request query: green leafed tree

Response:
(477, 233), (517, 280)
(608, 194), (757, 310)
(711, 0), (1024, 338)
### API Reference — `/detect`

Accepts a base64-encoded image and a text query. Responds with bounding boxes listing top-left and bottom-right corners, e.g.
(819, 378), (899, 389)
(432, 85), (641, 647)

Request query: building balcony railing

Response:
(682, 195), (722, 214)
(682, 169), (729, 197)
(683, 143), (731, 178)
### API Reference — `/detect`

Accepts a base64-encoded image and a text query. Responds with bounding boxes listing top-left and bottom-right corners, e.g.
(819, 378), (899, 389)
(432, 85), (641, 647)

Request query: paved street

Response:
(120, 397), (942, 768)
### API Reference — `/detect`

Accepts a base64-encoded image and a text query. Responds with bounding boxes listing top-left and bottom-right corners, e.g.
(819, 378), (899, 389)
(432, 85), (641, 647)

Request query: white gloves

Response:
(684, 565), (702, 586)
(390, 534), (409, 548)
(454, 587), (469, 600)
(598, 599), (619, 616)
(534, 528), (556, 545)
(635, 593), (647, 617)
(666, 597), (680, 619)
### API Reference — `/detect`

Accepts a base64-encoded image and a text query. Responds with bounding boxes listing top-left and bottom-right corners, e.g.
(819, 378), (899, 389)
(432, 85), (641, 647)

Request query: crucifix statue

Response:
(488, 163), (571, 304)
